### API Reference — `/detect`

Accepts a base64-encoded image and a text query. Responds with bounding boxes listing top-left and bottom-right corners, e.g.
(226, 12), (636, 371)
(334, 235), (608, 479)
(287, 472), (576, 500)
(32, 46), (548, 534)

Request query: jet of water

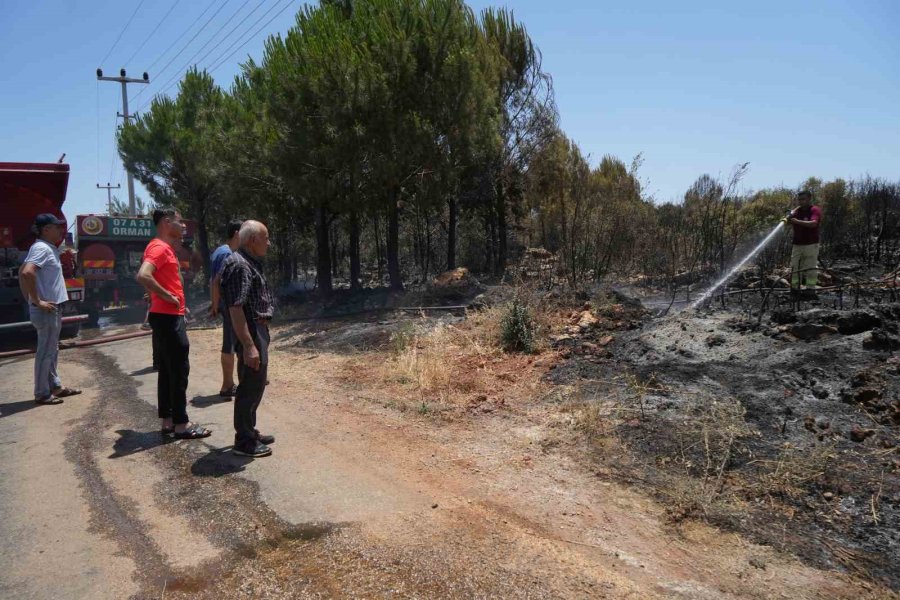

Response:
(691, 221), (785, 309)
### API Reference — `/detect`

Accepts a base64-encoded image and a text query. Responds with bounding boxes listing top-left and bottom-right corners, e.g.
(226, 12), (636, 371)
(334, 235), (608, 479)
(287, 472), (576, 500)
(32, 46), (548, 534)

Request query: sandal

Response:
(52, 387), (82, 398)
(174, 424), (212, 440)
(161, 427), (175, 437)
(218, 385), (237, 398)
(35, 396), (64, 405)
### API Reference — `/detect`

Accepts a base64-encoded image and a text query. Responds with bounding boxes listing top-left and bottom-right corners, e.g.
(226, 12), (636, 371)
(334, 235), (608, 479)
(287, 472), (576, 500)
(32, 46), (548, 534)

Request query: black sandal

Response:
(174, 424), (212, 439)
(52, 387), (82, 398)
(35, 397), (64, 405)
(161, 427), (175, 437)
(218, 385), (237, 398)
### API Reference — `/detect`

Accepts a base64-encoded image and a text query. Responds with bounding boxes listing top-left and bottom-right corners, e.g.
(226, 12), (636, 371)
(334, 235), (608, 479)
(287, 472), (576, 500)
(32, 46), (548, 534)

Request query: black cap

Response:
(34, 213), (65, 228)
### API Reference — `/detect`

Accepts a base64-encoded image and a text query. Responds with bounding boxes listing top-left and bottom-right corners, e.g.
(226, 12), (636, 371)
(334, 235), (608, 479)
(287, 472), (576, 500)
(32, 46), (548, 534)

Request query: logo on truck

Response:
(81, 216), (104, 236)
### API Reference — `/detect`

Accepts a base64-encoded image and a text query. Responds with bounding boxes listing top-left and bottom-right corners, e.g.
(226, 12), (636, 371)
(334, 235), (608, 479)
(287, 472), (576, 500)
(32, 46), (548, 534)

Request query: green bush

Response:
(500, 299), (536, 353)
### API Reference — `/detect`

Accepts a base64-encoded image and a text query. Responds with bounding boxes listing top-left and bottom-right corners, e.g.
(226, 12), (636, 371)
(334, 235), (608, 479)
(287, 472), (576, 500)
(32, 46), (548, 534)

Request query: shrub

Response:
(500, 299), (536, 353)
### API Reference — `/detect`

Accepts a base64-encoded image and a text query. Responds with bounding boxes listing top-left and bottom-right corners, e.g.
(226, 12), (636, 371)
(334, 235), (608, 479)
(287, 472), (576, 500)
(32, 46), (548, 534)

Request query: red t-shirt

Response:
(792, 205), (821, 246)
(143, 238), (185, 315)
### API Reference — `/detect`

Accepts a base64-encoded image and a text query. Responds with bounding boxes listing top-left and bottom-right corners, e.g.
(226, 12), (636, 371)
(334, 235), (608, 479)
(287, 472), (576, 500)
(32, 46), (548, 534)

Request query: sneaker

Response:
(233, 443), (272, 458)
(256, 433), (275, 445)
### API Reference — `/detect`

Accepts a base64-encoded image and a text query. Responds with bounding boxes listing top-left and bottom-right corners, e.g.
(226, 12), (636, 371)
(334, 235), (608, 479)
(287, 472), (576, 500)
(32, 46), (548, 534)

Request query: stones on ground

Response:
(849, 425), (876, 443)
(705, 334), (727, 347)
(835, 310), (881, 335)
(863, 329), (900, 351)
(426, 267), (485, 302)
(812, 385), (830, 399)
(576, 310), (599, 330)
(785, 322), (838, 341)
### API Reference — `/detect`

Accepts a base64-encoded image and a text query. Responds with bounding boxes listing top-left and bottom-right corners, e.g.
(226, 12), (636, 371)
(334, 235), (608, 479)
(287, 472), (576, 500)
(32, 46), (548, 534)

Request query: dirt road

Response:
(0, 326), (887, 599)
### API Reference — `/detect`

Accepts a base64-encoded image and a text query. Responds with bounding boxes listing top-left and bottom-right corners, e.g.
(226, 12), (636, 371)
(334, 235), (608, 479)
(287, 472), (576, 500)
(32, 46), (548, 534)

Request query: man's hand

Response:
(164, 291), (181, 309)
(209, 304), (219, 318)
(36, 300), (57, 313)
(243, 343), (261, 371)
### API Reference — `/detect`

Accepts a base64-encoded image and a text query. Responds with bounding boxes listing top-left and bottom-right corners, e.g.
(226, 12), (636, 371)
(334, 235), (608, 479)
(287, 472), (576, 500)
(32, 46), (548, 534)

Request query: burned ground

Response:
(547, 290), (899, 589)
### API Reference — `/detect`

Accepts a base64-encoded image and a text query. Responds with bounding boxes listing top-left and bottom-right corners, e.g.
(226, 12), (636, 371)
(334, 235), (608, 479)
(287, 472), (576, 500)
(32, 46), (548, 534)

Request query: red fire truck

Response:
(0, 162), (85, 336)
(75, 214), (201, 325)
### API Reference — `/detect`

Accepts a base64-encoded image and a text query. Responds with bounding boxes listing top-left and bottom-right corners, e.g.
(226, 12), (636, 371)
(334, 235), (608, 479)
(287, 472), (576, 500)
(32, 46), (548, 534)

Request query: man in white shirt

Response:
(19, 214), (82, 405)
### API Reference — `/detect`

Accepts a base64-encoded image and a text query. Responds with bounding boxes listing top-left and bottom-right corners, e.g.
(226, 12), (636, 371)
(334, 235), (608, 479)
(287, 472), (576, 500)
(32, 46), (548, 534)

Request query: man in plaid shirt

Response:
(220, 220), (276, 458)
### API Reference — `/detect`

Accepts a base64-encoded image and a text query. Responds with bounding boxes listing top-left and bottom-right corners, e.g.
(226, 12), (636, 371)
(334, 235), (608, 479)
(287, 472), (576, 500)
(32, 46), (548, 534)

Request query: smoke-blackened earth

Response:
(550, 296), (900, 589)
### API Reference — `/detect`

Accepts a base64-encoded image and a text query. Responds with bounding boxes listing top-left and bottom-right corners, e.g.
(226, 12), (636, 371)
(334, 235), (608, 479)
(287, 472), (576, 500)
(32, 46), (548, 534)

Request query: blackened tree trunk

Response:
(447, 196), (457, 271)
(387, 187), (403, 291)
(349, 211), (361, 290)
(330, 220), (340, 279)
(495, 180), (507, 276)
(315, 203), (333, 296)
(373, 215), (384, 283)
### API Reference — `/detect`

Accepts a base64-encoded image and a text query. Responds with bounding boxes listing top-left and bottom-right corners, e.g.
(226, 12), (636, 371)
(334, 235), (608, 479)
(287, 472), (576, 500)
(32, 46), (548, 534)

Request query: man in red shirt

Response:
(136, 207), (211, 440)
(788, 190), (822, 291)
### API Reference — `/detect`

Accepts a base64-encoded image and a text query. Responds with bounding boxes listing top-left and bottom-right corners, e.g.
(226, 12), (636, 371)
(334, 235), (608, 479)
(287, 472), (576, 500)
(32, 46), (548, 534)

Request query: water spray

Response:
(691, 220), (786, 310)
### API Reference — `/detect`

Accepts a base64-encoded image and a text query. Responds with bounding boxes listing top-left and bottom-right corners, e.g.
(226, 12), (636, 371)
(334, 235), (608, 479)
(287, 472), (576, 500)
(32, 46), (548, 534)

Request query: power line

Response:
(152, 0), (260, 93)
(208, 0), (295, 74)
(195, 0), (272, 69)
(149, 0), (274, 103)
(124, 0), (182, 67)
(99, 0), (148, 66)
(138, 0), (295, 113)
(132, 0), (233, 106)
(145, 0), (218, 73)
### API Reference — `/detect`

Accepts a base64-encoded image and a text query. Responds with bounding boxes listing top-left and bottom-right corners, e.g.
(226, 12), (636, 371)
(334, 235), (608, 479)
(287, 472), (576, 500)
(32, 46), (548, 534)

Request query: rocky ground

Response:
(547, 288), (899, 590)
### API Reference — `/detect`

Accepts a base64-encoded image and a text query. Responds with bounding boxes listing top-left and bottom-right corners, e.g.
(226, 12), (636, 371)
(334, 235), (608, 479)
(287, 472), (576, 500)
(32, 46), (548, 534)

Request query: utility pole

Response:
(97, 68), (149, 217)
(97, 182), (122, 215)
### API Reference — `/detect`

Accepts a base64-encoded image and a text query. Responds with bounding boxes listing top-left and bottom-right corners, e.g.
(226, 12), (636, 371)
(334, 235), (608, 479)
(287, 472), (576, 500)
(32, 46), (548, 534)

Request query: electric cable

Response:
(147, 0), (271, 105)
(99, 0), (148, 66)
(124, 0), (183, 67)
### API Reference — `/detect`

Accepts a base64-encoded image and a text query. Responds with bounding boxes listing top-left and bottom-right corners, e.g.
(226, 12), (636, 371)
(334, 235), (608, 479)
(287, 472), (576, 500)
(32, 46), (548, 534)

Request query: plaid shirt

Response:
(220, 249), (274, 321)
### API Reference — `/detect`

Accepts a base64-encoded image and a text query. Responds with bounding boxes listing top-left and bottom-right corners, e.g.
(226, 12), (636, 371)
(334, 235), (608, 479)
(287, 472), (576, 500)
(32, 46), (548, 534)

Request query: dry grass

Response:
(345, 305), (555, 416)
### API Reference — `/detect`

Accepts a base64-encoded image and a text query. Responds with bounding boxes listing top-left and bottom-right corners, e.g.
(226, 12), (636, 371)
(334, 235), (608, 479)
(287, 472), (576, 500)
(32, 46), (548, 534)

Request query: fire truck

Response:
(0, 161), (85, 336)
(75, 214), (201, 325)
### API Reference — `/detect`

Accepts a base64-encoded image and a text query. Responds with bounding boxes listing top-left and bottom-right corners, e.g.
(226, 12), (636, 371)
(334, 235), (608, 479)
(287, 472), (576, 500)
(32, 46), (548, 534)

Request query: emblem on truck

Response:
(82, 216), (103, 236)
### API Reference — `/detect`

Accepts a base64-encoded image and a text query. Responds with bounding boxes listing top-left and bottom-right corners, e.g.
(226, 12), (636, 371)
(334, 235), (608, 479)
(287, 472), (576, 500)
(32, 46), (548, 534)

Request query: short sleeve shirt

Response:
(220, 250), (274, 321)
(23, 240), (69, 305)
(792, 205), (822, 246)
(143, 238), (185, 315)
(210, 244), (233, 282)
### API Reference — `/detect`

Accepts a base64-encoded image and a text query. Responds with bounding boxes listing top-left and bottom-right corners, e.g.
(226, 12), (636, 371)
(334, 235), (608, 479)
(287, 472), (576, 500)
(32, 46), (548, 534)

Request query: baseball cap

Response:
(34, 213), (66, 228)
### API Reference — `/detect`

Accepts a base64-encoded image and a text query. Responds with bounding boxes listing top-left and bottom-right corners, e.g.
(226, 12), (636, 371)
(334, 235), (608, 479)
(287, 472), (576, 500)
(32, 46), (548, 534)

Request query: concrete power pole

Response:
(97, 68), (149, 217)
(97, 182), (122, 215)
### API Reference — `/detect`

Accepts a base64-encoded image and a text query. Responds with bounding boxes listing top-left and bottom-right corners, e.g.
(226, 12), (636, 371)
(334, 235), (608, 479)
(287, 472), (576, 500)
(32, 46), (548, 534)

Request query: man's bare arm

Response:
(210, 275), (221, 316)
(136, 262), (180, 307)
(18, 263), (56, 312)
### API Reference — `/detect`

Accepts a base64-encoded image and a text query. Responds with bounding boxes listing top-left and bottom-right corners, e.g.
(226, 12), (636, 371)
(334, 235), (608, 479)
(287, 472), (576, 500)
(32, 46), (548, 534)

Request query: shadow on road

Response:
(108, 429), (174, 458)
(190, 394), (232, 408)
(129, 366), (157, 376)
(0, 399), (42, 419)
(191, 446), (253, 477)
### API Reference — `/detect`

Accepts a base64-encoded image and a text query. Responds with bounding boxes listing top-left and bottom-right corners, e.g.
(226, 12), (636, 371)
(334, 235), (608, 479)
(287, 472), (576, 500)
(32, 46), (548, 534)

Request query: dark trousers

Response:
(234, 321), (269, 448)
(149, 313), (190, 425)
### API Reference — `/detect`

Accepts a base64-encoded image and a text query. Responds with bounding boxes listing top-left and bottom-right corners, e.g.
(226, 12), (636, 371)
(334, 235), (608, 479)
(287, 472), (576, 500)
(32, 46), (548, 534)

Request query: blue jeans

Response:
(29, 306), (62, 400)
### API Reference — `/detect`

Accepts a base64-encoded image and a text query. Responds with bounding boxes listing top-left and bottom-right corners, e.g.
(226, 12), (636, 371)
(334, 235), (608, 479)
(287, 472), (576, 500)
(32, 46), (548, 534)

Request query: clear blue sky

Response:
(1, 0), (897, 223)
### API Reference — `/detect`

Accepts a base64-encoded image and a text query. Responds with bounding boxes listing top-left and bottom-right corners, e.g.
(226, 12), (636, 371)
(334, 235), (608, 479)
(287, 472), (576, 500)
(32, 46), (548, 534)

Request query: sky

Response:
(1, 0), (897, 224)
